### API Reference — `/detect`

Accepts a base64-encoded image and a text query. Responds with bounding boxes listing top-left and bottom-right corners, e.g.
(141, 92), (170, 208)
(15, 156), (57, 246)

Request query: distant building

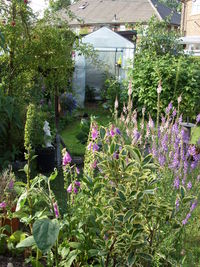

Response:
(180, 0), (200, 55)
(59, 0), (181, 35)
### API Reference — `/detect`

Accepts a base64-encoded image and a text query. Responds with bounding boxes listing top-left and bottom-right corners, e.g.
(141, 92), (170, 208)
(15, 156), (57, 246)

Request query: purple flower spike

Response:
(8, 180), (14, 190)
(115, 128), (121, 135)
(67, 184), (72, 193)
(172, 108), (177, 117)
(175, 198), (179, 210)
(188, 145), (196, 157)
(92, 127), (98, 140)
(174, 176), (180, 189)
(0, 202), (6, 209)
(63, 152), (72, 166)
(196, 114), (200, 124)
(73, 187), (78, 194)
(182, 213), (191, 225)
(166, 102), (173, 114)
(187, 181), (192, 190)
(110, 127), (115, 137)
(190, 200), (197, 212)
(53, 202), (59, 218)
(88, 142), (92, 151)
(75, 181), (81, 187)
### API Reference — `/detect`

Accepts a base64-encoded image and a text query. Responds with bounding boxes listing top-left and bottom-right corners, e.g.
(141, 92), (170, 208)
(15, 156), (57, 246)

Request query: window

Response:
(192, 0), (200, 15)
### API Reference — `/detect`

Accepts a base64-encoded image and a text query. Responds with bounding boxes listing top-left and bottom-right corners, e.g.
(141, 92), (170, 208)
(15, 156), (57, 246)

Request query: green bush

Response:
(131, 17), (200, 119)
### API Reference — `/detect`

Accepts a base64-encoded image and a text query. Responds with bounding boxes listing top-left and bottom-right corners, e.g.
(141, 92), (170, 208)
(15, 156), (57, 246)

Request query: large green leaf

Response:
(16, 236), (35, 248)
(33, 219), (60, 253)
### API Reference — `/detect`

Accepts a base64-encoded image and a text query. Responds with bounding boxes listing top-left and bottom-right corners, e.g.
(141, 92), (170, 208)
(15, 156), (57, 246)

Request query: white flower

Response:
(157, 81), (162, 94)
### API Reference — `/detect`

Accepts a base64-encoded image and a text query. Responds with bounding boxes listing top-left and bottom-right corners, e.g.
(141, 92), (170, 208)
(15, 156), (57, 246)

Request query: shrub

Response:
(131, 17), (200, 119)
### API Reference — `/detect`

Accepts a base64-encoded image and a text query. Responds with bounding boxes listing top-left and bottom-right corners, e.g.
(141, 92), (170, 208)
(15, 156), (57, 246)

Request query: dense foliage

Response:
(0, 0), (76, 167)
(131, 17), (200, 119)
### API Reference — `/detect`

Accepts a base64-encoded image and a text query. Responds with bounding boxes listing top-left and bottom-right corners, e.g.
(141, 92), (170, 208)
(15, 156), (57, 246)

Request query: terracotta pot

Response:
(0, 207), (19, 235)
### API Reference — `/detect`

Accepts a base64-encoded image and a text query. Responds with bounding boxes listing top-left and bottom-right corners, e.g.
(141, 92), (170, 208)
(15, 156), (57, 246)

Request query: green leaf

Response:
(137, 252), (153, 262)
(69, 242), (81, 249)
(124, 210), (133, 223)
(33, 219), (60, 253)
(16, 191), (27, 211)
(118, 191), (126, 202)
(100, 128), (106, 139)
(49, 169), (58, 181)
(64, 250), (78, 266)
(127, 252), (136, 266)
(16, 236), (35, 248)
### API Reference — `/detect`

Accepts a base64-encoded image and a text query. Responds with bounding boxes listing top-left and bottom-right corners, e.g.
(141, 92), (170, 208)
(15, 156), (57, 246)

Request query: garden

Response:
(1, 1), (200, 266)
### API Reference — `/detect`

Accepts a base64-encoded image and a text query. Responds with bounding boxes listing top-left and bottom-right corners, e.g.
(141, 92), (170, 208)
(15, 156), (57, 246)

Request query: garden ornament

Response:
(43, 121), (53, 147)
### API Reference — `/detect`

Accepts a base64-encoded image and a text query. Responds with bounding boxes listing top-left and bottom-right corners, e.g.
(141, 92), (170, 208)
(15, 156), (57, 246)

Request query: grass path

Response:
(61, 102), (112, 156)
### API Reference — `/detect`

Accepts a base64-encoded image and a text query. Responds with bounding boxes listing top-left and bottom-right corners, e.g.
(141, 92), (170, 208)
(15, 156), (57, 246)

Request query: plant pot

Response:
(0, 207), (19, 236)
(36, 146), (55, 173)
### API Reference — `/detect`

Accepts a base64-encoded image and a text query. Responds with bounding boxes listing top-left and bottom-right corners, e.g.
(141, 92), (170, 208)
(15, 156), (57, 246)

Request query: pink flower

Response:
(93, 143), (99, 152)
(63, 152), (72, 166)
(0, 202), (6, 209)
(76, 167), (80, 174)
(74, 187), (78, 194)
(67, 184), (72, 193)
(53, 202), (59, 218)
(75, 181), (81, 187)
(91, 127), (98, 140)
(92, 160), (97, 169)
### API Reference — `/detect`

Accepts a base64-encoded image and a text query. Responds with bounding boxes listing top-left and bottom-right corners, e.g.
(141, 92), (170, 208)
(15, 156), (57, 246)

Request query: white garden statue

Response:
(43, 121), (53, 147)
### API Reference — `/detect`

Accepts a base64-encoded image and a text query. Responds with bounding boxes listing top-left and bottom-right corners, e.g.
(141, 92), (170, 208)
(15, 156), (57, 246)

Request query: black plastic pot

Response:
(36, 146), (55, 173)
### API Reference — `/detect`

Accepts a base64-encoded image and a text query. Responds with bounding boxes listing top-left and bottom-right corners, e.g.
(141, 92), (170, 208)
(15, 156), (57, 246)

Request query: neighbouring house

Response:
(72, 27), (135, 107)
(59, 0), (181, 34)
(180, 0), (200, 55)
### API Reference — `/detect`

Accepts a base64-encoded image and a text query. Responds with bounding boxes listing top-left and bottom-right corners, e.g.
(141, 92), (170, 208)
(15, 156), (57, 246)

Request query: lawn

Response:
(61, 102), (112, 156)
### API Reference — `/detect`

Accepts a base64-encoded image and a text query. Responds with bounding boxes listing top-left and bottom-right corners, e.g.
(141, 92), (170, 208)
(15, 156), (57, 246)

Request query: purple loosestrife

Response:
(187, 181), (192, 190)
(161, 133), (168, 152)
(182, 213), (191, 225)
(188, 145), (196, 157)
(67, 184), (72, 193)
(63, 152), (72, 166)
(196, 114), (200, 124)
(172, 108), (177, 118)
(175, 198), (180, 210)
(190, 200), (197, 212)
(166, 102), (173, 114)
(53, 202), (59, 218)
(174, 176), (180, 189)
(88, 142), (92, 150)
(158, 154), (166, 167)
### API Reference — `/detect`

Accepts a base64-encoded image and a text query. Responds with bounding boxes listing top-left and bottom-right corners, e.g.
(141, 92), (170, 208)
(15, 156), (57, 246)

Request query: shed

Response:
(73, 27), (135, 107)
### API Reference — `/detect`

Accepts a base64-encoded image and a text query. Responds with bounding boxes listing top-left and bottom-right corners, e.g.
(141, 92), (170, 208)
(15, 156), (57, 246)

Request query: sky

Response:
(29, 0), (49, 16)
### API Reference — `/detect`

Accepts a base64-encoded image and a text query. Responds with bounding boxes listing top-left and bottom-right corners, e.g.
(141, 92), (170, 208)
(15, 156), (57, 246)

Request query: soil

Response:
(0, 255), (31, 267)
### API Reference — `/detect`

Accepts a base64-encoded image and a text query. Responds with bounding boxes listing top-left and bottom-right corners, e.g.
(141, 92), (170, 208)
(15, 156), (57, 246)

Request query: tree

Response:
(158, 0), (181, 12)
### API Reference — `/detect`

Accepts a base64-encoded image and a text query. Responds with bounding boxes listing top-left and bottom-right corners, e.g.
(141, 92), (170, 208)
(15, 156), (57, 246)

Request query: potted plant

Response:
(0, 169), (19, 237)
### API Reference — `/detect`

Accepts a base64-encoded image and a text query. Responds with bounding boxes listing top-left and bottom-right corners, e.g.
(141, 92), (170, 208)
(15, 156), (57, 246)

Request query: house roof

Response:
(60, 0), (181, 26)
